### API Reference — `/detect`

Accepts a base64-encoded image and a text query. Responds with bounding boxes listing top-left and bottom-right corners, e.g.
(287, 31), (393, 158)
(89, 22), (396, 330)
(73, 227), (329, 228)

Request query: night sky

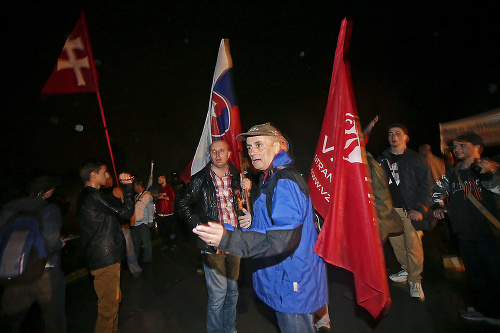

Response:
(2, 2), (500, 197)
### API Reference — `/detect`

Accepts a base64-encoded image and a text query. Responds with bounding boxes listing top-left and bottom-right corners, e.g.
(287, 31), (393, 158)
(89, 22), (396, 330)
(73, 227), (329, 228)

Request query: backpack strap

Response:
(261, 165), (309, 225)
(453, 169), (500, 231)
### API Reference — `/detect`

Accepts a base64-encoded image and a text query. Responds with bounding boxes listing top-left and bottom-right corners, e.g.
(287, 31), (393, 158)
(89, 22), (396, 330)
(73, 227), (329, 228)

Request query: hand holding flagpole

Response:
(238, 151), (252, 214)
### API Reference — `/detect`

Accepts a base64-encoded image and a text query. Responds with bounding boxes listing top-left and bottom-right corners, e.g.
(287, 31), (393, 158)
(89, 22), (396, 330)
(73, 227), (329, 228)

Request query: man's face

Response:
(92, 166), (109, 187)
(158, 176), (166, 186)
(210, 141), (231, 169)
(133, 182), (142, 193)
(452, 141), (480, 161)
(246, 136), (279, 171)
(388, 127), (408, 148)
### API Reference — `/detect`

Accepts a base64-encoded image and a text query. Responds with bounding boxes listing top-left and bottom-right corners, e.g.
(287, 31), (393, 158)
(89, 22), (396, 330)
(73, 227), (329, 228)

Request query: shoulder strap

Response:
(262, 166), (309, 224)
(454, 169), (500, 231)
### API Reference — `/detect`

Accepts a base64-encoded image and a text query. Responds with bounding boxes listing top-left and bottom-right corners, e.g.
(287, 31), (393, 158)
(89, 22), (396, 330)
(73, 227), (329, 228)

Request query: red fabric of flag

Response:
(308, 18), (391, 318)
(41, 12), (99, 95)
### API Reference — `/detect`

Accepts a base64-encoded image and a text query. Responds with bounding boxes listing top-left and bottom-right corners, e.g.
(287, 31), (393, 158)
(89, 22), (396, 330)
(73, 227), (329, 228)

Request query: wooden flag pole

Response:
(238, 151), (252, 213)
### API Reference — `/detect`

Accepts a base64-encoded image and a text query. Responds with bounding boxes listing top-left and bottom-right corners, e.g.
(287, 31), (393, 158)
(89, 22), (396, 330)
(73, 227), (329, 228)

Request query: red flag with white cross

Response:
(41, 11), (99, 95)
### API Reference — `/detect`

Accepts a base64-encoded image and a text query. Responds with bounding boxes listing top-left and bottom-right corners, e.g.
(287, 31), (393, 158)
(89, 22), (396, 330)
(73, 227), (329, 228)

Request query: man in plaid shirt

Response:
(176, 140), (251, 333)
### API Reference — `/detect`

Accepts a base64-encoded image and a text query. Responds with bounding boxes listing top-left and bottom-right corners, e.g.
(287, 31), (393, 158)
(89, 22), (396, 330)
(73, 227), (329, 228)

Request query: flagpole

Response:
(95, 91), (119, 185)
(80, 11), (119, 185)
(238, 151), (252, 213)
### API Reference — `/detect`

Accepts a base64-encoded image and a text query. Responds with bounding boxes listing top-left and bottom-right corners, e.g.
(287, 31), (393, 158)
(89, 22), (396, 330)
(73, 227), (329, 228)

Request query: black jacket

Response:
(78, 184), (134, 270)
(431, 165), (500, 235)
(175, 162), (242, 251)
(377, 148), (432, 215)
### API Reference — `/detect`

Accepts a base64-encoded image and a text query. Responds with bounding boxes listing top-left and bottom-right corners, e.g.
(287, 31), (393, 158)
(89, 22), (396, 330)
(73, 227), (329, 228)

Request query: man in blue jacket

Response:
(193, 123), (328, 333)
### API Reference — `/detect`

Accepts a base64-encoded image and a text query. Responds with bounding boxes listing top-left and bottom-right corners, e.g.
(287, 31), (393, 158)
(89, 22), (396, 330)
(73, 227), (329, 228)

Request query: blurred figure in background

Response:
(155, 175), (176, 250)
(131, 178), (154, 265)
(419, 144), (446, 183)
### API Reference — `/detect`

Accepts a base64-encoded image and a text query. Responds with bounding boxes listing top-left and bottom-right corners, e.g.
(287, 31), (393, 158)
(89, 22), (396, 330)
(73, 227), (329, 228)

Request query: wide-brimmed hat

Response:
(236, 122), (281, 141)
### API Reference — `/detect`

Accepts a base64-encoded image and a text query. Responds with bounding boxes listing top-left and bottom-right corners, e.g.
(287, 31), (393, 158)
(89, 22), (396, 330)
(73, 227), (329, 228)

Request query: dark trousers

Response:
(1, 267), (67, 333)
(457, 233), (500, 318)
(157, 215), (177, 247)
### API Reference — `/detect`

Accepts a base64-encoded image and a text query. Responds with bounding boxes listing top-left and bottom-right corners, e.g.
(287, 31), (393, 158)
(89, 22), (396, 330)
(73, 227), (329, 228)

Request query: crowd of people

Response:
(0, 121), (499, 332)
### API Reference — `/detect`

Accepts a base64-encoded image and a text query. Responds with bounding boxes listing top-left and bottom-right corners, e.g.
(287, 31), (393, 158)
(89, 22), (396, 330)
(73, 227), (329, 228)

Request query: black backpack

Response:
(0, 204), (48, 285)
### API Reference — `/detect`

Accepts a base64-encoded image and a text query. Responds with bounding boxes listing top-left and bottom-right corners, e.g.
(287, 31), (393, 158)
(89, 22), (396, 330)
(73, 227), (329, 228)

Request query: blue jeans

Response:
(276, 312), (315, 333)
(131, 223), (152, 263)
(202, 252), (240, 333)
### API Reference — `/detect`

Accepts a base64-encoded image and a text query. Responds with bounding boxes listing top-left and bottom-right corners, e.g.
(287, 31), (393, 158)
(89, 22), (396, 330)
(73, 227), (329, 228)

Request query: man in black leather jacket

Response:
(77, 159), (135, 333)
(176, 140), (249, 333)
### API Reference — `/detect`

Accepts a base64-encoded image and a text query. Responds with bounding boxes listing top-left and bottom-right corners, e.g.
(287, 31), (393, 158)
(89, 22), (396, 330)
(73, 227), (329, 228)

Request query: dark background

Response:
(2, 1), (500, 200)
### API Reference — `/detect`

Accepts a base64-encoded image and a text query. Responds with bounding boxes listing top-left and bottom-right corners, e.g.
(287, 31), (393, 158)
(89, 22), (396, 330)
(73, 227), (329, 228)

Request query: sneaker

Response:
(409, 281), (425, 301)
(461, 307), (500, 326)
(460, 307), (486, 321)
(389, 270), (408, 283)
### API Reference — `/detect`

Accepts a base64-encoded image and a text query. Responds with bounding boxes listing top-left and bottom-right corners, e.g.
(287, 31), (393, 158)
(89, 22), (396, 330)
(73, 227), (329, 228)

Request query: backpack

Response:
(0, 204), (48, 285)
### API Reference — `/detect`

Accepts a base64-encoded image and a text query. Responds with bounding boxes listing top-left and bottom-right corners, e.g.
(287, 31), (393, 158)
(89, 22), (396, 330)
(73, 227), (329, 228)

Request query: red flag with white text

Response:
(41, 12), (99, 95)
(182, 39), (242, 182)
(308, 18), (390, 318)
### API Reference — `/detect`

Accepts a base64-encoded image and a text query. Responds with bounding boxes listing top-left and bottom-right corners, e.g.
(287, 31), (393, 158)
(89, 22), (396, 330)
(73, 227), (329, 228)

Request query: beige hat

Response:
(236, 123), (281, 141)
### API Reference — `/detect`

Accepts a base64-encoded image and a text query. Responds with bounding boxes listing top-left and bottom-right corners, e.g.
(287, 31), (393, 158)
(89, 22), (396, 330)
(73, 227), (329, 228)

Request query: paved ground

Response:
(2, 225), (500, 332)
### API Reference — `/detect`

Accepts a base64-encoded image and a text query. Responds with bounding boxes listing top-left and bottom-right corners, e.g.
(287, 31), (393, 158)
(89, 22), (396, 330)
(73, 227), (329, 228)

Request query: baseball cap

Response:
(236, 123), (281, 141)
(454, 131), (484, 147)
(28, 176), (61, 196)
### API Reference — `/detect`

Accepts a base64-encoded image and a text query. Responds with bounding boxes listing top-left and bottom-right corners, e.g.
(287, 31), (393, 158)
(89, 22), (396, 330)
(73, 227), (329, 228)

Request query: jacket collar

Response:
(272, 150), (292, 169)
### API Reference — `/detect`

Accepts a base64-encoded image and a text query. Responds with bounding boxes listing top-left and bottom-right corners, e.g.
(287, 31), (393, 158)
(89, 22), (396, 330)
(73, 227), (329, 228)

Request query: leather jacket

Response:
(175, 162), (242, 251)
(78, 184), (135, 270)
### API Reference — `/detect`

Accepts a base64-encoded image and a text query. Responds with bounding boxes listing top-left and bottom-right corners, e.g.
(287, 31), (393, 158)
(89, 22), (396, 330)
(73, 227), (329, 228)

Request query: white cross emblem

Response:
(57, 37), (90, 86)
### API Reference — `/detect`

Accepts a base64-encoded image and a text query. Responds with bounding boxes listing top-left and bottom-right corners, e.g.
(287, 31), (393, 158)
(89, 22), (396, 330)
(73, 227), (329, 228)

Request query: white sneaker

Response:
(409, 281), (425, 301)
(389, 270), (408, 283)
